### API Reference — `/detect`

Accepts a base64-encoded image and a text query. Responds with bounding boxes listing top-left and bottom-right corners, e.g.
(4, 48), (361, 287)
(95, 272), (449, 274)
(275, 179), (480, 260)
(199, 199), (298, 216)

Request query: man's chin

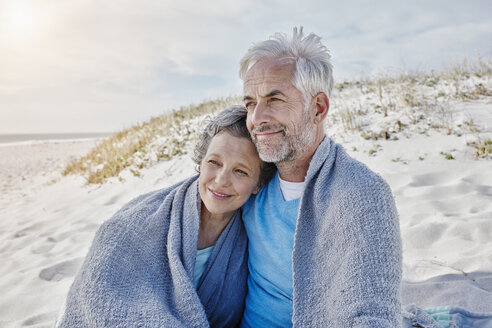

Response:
(258, 147), (292, 163)
(257, 146), (278, 162)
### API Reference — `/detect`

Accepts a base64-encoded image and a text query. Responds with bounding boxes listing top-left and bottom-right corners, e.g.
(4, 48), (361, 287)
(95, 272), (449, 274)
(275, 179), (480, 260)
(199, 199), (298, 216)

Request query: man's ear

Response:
(313, 92), (329, 124)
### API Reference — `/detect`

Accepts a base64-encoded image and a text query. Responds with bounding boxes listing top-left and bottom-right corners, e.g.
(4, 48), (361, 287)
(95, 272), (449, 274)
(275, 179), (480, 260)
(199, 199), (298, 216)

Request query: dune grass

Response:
(331, 57), (492, 143)
(64, 58), (492, 184)
(63, 96), (240, 184)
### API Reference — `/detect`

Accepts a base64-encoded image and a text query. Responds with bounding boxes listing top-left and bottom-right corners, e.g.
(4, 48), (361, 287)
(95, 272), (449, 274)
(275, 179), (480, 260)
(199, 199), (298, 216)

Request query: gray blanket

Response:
(57, 175), (248, 327)
(292, 137), (492, 327)
(292, 137), (402, 327)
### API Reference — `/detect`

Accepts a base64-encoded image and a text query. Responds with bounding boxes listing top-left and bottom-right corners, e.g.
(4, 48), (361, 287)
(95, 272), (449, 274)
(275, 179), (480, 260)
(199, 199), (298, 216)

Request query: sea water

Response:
(0, 133), (111, 145)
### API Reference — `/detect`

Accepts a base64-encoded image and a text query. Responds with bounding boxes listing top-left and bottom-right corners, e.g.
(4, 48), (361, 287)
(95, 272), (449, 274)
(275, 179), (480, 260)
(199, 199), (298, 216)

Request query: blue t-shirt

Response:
(241, 173), (299, 328)
(194, 246), (214, 288)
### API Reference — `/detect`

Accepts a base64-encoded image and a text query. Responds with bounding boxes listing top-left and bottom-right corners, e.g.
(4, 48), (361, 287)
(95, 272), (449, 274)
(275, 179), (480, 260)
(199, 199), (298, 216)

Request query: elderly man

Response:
(238, 27), (402, 327)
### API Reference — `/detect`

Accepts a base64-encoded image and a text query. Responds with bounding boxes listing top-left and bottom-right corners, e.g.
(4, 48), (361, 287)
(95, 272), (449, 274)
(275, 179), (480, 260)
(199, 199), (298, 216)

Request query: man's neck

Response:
(277, 159), (310, 182)
(276, 136), (322, 182)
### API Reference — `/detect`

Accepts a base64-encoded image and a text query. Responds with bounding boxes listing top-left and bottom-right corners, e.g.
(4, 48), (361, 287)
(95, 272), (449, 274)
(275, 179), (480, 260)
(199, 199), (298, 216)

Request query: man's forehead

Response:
(247, 57), (295, 77)
(243, 58), (295, 93)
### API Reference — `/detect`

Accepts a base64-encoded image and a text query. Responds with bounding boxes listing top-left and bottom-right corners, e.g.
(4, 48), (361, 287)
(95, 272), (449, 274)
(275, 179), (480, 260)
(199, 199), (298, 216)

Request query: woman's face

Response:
(199, 131), (261, 220)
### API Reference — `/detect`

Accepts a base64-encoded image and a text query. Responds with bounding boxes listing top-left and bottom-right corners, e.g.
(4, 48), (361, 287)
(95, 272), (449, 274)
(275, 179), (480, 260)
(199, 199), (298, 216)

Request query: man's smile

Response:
(255, 131), (283, 140)
(252, 125), (286, 141)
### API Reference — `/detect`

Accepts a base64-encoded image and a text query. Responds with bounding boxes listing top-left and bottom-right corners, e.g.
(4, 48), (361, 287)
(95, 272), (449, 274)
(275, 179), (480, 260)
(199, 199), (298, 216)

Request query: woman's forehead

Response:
(206, 133), (259, 165)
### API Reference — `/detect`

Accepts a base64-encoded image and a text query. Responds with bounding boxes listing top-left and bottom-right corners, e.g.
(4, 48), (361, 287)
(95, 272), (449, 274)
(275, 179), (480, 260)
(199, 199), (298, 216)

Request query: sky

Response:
(0, 0), (491, 134)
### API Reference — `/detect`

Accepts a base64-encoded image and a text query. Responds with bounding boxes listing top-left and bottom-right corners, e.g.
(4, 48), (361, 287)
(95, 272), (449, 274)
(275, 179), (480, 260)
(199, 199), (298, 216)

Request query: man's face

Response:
(243, 58), (316, 163)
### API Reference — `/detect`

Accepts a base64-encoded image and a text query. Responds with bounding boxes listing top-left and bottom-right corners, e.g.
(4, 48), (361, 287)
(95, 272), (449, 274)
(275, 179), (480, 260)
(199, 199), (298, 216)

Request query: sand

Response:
(1, 100), (491, 326)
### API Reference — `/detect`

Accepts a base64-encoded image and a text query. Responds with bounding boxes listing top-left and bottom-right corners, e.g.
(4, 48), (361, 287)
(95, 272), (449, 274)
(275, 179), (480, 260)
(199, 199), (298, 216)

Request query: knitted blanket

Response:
(292, 137), (402, 327)
(57, 175), (248, 327)
(291, 137), (492, 327)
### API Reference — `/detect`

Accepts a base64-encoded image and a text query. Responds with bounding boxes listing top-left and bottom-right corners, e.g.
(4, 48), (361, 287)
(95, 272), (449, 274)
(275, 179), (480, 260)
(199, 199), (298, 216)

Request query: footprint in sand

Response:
(104, 193), (123, 206)
(38, 258), (84, 282)
(407, 171), (451, 187)
(31, 237), (57, 254)
(21, 312), (55, 326)
(474, 184), (492, 198)
(14, 222), (48, 238)
(403, 221), (449, 249)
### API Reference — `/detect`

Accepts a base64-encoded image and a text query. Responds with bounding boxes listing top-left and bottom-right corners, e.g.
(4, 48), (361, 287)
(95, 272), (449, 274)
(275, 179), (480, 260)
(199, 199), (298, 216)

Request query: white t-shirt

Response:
(278, 176), (306, 201)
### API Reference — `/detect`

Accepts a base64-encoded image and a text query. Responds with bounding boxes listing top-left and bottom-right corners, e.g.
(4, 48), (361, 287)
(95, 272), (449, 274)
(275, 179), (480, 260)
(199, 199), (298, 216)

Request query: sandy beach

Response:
(1, 94), (491, 327)
(0, 140), (98, 201)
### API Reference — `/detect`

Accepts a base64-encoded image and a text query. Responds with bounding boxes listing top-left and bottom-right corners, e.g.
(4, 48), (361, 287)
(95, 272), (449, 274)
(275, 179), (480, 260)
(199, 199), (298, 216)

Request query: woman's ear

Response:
(252, 184), (262, 195)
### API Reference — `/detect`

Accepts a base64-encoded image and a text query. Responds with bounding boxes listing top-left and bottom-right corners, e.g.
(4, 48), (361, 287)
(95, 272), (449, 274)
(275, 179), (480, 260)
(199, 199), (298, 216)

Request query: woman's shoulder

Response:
(103, 175), (199, 229)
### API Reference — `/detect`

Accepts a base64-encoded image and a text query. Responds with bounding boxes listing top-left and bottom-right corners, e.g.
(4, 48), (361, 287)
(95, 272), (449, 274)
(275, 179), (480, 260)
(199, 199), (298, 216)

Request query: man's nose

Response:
(249, 101), (270, 127)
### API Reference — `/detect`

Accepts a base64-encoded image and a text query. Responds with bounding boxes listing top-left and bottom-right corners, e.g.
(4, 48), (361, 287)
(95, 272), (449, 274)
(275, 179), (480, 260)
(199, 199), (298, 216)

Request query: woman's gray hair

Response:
(193, 105), (276, 187)
(239, 26), (334, 107)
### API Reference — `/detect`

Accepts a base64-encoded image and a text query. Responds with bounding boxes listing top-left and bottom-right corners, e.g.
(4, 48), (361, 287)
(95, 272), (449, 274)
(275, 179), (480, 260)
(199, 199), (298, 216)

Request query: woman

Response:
(56, 106), (275, 327)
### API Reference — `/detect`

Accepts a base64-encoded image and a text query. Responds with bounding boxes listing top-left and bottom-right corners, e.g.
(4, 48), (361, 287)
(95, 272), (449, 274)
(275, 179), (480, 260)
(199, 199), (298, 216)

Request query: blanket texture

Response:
(57, 175), (248, 327)
(292, 137), (402, 327)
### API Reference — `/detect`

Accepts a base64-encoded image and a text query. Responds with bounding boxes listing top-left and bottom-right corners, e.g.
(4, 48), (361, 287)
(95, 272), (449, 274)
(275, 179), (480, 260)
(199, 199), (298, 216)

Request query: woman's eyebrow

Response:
(205, 152), (222, 158)
(237, 162), (252, 170)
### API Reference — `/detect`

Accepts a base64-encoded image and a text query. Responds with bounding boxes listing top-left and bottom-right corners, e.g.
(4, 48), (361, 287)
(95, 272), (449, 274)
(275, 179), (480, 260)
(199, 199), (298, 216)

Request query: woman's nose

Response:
(215, 169), (231, 186)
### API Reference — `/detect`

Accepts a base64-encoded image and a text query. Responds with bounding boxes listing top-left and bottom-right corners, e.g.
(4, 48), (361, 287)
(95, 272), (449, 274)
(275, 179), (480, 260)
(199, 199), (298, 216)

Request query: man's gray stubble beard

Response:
(253, 109), (316, 164)
(255, 131), (295, 163)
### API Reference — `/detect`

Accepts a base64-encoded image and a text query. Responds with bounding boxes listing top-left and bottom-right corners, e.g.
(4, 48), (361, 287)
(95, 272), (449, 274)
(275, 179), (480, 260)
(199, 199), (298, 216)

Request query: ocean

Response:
(0, 132), (112, 145)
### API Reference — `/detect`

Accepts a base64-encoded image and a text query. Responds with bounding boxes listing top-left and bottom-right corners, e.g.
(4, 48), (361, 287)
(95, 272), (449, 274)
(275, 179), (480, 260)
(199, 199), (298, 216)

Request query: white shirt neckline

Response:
(278, 175), (305, 202)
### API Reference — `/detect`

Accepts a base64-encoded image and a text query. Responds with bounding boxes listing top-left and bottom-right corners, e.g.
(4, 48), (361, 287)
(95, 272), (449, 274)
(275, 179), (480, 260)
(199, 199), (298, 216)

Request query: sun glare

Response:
(1, 3), (40, 43)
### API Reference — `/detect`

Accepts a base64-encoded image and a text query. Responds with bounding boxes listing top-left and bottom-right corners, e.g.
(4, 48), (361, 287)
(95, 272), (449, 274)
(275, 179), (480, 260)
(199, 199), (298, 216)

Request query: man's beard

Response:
(251, 109), (316, 164)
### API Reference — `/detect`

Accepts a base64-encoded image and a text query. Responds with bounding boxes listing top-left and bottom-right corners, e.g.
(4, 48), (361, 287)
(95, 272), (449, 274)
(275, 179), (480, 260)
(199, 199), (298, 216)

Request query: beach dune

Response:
(1, 91), (491, 327)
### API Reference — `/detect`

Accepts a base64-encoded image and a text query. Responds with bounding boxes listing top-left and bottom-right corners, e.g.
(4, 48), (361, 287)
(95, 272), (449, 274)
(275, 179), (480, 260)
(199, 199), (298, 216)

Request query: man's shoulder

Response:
(337, 146), (384, 181)
(311, 142), (397, 222)
(316, 141), (391, 195)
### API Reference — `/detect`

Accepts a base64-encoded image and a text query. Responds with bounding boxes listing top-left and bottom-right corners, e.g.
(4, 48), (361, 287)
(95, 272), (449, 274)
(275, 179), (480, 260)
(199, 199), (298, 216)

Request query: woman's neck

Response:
(197, 206), (233, 249)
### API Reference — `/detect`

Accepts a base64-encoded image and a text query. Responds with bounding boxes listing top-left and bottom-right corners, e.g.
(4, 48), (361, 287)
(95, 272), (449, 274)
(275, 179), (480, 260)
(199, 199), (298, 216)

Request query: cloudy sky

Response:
(1, 0), (491, 133)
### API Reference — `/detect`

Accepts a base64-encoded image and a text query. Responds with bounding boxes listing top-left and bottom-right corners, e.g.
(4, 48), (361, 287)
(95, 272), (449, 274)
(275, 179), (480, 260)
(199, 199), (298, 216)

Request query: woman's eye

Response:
(208, 160), (219, 165)
(236, 169), (248, 176)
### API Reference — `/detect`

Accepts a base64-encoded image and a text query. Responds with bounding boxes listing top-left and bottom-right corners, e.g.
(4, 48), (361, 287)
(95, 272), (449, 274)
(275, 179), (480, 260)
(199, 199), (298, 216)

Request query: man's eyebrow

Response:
(265, 90), (285, 98)
(243, 90), (285, 102)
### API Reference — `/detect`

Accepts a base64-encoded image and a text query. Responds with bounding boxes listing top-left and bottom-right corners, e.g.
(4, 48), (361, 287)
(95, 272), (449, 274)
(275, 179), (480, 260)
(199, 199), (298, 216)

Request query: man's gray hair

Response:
(193, 106), (276, 187)
(239, 27), (334, 106)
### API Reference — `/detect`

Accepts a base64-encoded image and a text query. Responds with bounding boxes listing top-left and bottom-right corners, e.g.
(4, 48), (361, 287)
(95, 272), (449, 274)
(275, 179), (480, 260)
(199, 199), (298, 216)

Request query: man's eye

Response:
(245, 102), (256, 110)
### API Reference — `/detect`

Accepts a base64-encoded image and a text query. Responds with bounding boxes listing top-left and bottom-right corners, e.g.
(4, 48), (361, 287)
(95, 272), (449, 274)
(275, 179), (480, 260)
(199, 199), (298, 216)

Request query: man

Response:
(238, 27), (402, 327)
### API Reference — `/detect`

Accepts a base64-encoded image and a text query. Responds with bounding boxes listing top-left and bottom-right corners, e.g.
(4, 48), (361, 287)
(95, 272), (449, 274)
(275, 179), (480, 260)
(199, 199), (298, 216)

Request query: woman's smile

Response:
(208, 187), (233, 200)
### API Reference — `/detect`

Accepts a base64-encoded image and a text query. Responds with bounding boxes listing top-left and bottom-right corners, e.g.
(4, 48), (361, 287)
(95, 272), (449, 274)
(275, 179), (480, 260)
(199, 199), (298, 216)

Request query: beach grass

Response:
(63, 96), (240, 184)
(64, 58), (492, 184)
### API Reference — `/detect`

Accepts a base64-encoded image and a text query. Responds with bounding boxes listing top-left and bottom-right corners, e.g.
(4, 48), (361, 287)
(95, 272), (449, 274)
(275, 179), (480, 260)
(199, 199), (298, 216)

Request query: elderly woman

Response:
(56, 106), (275, 328)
